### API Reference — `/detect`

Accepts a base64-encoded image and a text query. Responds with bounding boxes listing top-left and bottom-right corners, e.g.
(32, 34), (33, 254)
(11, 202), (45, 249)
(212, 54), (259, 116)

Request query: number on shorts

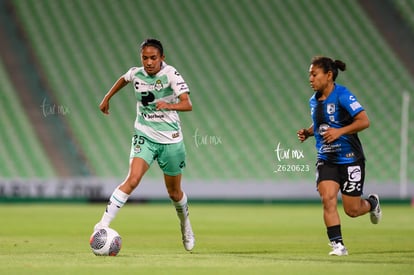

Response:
(133, 135), (145, 146)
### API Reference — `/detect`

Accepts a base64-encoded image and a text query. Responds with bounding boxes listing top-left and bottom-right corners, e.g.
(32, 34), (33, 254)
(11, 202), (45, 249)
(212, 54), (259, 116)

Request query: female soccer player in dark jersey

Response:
(297, 56), (382, 256)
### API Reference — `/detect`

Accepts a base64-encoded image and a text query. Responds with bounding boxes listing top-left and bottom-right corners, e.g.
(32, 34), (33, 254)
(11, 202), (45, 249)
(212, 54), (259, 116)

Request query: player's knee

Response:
(168, 190), (183, 202)
(321, 195), (337, 209)
(344, 207), (360, 218)
(124, 174), (141, 190)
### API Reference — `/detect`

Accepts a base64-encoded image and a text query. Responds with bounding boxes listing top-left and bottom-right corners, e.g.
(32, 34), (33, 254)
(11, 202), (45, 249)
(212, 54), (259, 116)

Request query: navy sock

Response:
(367, 197), (378, 211)
(327, 225), (343, 245)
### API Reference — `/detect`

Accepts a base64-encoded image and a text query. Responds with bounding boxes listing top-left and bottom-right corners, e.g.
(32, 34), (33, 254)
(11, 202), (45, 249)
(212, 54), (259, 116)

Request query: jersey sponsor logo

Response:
(134, 80), (140, 88)
(346, 152), (355, 158)
(349, 101), (362, 111)
(327, 103), (335, 114)
(134, 80), (153, 91)
(179, 84), (188, 91)
(318, 123), (330, 135)
(320, 143), (341, 153)
(141, 91), (155, 106)
(143, 113), (165, 119)
(135, 79), (164, 92)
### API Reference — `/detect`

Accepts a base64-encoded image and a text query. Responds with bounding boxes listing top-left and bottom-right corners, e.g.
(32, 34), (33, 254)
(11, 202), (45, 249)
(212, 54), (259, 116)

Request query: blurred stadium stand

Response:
(394, 0), (414, 32)
(0, 0), (413, 199)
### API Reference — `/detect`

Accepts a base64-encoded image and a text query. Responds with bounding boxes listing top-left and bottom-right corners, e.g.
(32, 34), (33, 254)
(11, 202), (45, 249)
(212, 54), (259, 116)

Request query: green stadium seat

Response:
(0, 60), (56, 178)
(10, 0), (414, 183)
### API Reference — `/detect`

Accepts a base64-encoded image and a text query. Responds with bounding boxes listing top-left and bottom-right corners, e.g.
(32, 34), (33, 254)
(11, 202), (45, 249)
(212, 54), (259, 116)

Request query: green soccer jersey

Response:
(123, 62), (190, 143)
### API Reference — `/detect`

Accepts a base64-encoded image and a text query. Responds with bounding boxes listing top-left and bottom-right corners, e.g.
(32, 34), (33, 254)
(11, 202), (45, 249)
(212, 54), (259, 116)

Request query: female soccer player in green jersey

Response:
(94, 38), (195, 251)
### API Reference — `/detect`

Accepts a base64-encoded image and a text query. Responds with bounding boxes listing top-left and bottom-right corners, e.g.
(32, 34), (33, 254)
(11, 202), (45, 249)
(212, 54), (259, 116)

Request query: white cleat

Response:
(328, 242), (348, 256)
(93, 222), (105, 232)
(181, 220), (195, 251)
(369, 194), (382, 224)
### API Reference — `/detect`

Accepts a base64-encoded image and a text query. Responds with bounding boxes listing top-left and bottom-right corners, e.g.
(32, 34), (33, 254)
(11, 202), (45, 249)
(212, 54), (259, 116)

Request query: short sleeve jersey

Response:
(123, 62), (190, 144)
(309, 84), (365, 164)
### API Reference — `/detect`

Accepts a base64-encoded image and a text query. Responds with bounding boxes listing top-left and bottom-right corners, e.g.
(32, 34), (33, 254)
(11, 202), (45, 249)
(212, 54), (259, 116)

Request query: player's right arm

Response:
(297, 124), (314, 142)
(99, 76), (129, 114)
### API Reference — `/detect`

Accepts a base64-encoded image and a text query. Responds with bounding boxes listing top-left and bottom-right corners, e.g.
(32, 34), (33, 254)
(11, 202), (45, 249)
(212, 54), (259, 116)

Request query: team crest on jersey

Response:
(154, 79), (163, 91)
(327, 103), (335, 114)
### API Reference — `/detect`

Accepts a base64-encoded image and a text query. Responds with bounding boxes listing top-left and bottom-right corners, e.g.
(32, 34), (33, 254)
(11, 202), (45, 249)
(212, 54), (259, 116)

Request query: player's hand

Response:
(297, 129), (309, 143)
(156, 101), (170, 110)
(99, 99), (110, 114)
(322, 128), (341, 143)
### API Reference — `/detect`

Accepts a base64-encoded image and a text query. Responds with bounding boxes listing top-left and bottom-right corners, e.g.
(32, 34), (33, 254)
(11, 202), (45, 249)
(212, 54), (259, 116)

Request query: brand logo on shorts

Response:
(134, 145), (141, 154)
(347, 165), (361, 181)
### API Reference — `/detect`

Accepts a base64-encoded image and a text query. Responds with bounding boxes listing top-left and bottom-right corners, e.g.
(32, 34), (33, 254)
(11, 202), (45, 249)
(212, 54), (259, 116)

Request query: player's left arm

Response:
(323, 111), (369, 143)
(156, 92), (192, 111)
(156, 68), (192, 111)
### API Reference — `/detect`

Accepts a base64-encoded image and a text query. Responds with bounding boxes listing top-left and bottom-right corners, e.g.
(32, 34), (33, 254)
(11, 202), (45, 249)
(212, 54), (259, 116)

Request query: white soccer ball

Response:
(89, 227), (122, 256)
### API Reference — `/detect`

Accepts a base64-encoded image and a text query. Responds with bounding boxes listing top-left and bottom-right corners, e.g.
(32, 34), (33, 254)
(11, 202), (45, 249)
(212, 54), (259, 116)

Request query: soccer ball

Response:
(89, 227), (122, 256)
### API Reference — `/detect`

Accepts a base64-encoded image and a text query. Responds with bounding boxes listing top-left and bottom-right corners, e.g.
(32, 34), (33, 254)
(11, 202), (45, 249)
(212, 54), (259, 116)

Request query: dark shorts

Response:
(316, 159), (365, 196)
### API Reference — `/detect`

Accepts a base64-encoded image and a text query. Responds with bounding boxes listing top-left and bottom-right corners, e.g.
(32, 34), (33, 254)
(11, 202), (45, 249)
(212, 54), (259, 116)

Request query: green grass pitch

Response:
(0, 203), (413, 274)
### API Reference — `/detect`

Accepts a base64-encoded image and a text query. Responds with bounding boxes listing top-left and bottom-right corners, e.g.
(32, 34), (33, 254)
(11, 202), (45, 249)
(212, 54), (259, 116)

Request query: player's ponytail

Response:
(333, 60), (346, 72)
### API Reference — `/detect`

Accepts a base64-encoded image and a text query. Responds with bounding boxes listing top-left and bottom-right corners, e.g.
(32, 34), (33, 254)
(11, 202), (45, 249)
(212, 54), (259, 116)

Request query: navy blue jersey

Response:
(309, 84), (365, 164)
